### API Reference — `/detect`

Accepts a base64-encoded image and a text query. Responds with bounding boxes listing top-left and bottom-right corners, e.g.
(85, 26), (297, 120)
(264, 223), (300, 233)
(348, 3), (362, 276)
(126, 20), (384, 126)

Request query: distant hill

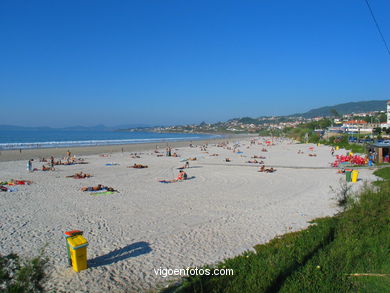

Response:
(293, 100), (388, 118)
(0, 124), (150, 131)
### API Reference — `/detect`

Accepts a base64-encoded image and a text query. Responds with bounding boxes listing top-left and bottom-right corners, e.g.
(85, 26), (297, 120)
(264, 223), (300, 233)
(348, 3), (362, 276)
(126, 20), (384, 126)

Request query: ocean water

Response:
(0, 130), (219, 150)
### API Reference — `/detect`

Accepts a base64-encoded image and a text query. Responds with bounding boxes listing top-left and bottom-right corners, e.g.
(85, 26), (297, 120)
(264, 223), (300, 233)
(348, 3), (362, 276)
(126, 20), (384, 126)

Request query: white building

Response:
(387, 100), (390, 124)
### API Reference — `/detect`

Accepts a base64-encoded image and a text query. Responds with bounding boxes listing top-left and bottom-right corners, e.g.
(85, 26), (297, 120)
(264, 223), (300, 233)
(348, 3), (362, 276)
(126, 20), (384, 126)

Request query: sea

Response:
(0, 130), (220, 150)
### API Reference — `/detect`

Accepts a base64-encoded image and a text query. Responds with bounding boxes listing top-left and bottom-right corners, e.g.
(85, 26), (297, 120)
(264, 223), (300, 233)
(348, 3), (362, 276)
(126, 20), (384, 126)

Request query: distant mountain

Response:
(0, 125), (53, 131)
(293, 100), (388, 118)
(0, 124), (151, 131)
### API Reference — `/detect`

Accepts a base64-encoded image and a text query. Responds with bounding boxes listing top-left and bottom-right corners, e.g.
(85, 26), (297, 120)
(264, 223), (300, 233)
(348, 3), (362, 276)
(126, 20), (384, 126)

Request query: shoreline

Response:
(0, 134), (253, 162)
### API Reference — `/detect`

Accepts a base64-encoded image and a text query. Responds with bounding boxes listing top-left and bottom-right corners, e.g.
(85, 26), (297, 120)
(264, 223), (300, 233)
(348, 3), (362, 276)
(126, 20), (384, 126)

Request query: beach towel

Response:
(158, 176), (196, 183)
(105, 163), (120, 166)
(0, 186), (17, 192)
(88, 188), (108, 193)
(90, 191), (115, 196)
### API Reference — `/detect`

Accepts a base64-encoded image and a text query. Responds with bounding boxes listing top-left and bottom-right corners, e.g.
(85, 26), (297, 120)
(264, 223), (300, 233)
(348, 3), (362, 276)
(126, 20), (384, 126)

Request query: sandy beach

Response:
(0, 137), (377, 292)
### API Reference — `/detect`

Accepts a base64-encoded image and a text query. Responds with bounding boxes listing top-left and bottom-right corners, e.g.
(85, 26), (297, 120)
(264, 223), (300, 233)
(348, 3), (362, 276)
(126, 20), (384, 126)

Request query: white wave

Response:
(0, 135), (220, 150)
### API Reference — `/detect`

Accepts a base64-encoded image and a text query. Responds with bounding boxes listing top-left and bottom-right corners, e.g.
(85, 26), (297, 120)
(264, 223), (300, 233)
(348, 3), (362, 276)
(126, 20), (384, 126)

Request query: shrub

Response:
(0, 252), (46, 293)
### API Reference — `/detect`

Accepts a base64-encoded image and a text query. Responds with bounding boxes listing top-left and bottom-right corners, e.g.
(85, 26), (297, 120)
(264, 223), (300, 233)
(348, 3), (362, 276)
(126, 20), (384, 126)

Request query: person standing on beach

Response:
(27, 159), (32, 172)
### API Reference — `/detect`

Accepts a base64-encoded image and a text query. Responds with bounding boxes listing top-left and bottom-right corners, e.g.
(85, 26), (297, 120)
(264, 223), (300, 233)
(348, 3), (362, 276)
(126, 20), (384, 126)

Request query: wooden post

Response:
(378, 147), (383, 163)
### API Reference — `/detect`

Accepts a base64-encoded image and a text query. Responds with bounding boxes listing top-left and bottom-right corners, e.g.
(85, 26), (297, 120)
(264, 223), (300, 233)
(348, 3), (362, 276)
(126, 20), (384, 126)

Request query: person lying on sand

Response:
(129, 163), (148, 169)
(0, 185), (10, 192)
(81, 184), (116, 192)
(189, 157), (197, 161)
(247, 160), (259, 163)
(258, 166), (276, 173)
(5, 179), (32, 185)
(66, 172), (92, 179)
(42, 165), (55, 171)
(252, 155), (266, 159)
(261, 148), (268, 152)
(210, 154), (219, 156)
(308, 153), (317, 157)
(178, 162), (190, 169)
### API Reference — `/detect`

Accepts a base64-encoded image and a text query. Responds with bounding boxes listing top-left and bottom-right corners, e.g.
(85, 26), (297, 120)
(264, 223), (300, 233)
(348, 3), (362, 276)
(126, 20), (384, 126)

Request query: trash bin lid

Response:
(64, 230), (83, 238)
(68, 235), (88, 250)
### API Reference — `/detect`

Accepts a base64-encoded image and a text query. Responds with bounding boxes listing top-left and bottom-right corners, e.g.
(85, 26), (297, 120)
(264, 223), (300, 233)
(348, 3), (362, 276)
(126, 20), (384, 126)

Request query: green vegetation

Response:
(283, 118), (331, 143)
(325, 135), (366, 153)
(283, 119), (366, 153)
(372, 167), (390, 188)
(164, 171), (390, 293)
(293, 100), (387, 118)
(0, 252), (46, 292)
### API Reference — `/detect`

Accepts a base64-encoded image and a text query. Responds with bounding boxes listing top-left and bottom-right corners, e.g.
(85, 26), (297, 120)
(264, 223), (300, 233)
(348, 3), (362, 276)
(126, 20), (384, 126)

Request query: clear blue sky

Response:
(1, 0), (389, 127)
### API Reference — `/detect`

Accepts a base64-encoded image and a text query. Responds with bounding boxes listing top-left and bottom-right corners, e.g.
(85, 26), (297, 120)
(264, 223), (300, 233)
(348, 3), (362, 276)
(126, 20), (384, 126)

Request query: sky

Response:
(0, 0), (389, 127)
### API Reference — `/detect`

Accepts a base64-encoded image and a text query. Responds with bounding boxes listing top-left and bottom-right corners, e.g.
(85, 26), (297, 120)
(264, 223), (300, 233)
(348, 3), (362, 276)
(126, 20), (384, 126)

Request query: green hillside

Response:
(293, 100), (387, 118)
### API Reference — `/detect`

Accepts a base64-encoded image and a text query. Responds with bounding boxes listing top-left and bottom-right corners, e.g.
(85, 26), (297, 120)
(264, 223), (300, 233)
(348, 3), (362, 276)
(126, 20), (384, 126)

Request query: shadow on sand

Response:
(88, 241), (152, 267)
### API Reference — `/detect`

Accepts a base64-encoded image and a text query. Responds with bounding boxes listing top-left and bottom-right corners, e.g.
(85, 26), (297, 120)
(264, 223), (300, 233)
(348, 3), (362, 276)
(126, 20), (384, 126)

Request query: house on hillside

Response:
(342, 120), (372, 134)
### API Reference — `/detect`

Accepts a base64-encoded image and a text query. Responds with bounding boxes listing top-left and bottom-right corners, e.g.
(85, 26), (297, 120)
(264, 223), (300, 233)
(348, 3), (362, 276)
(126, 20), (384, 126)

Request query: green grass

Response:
(372, 167), (390, 188)
(373, 167), (390, 181)
(0, 252), (46, 292)
(163, 181), (390, 292)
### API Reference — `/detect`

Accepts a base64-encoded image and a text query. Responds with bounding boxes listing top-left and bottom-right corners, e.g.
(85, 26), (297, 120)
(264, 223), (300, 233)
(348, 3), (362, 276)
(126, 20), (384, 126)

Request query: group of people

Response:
(0, 179), (32, 192)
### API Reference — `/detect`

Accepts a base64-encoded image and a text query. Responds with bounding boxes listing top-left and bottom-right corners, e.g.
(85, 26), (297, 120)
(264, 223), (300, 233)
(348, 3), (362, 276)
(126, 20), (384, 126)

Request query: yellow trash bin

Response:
(351, 170), (359, 183)
(336, 146), (339, 151)
(67, 235), (88, 272)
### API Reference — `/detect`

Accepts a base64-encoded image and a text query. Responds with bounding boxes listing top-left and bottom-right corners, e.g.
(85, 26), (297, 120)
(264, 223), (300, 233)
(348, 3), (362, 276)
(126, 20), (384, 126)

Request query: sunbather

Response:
(178, 162), (190, 169)
(66, 172), (91, 179)
(81, 185), (116, 192)
(7, 179), (32, 185)
(252, 155), (266, 159)
(42, 165), (54, 171)
(129, 163), (148, 168)
(258, 166), (276, 173)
